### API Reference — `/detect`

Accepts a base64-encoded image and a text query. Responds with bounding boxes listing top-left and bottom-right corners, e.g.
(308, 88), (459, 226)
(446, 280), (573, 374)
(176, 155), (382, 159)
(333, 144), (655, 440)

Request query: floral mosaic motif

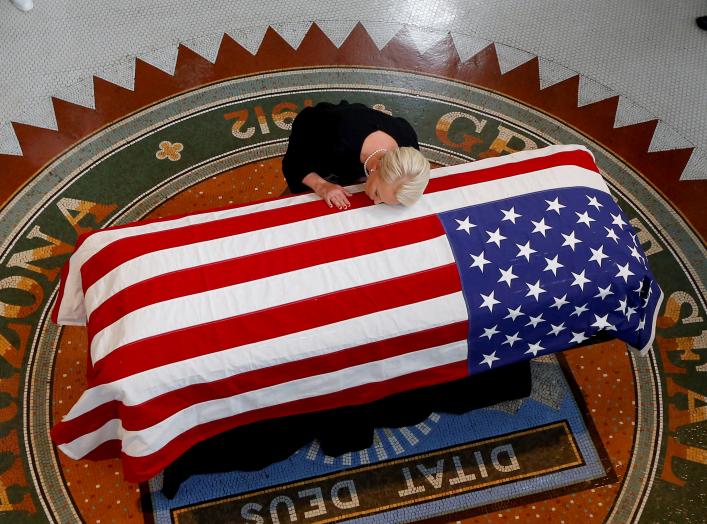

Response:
(156, 141), (183, 161)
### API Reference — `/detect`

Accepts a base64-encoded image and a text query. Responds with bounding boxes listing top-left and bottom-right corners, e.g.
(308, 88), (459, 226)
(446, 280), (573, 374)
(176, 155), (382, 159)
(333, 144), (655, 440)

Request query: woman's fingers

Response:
(329, 193), (341, 209)
(326, 188), (351, 210)
(338, 195), (351, 209)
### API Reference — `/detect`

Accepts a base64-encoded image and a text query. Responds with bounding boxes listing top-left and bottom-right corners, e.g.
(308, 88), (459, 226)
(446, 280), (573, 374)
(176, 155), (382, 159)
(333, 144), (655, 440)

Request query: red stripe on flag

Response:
(52, 321), (469, 444)
(425, 149), (598, 193)
(82, 439), (123, 462)
(122, 359), (469, 482)
(87, 215), (446, 344)
(78, 149), (595, 295)
(88, 263), (463, 386)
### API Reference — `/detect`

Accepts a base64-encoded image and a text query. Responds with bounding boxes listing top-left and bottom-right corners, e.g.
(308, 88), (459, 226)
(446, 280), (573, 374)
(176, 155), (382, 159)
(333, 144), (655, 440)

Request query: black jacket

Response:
(282, 101), (419, 193)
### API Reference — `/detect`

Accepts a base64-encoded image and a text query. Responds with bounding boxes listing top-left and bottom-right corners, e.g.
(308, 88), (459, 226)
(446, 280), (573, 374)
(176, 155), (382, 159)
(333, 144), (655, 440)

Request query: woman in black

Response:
(282, 101), (430, 209)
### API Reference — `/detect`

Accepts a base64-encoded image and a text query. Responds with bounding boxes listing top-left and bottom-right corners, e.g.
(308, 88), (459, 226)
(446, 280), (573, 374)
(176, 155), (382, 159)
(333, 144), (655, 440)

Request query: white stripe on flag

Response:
(90, 234), (456, 363)
(63, 292), (468, 421)
(60, 339), (469, 459)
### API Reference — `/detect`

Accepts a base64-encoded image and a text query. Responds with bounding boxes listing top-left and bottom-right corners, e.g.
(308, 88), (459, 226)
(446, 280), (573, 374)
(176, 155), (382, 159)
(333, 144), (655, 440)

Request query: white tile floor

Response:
(1, 0), (705, 179)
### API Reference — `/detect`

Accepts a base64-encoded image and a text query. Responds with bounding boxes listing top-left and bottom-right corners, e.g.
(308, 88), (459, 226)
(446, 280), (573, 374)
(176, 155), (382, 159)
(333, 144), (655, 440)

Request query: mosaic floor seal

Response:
(0, 25), (705, 524)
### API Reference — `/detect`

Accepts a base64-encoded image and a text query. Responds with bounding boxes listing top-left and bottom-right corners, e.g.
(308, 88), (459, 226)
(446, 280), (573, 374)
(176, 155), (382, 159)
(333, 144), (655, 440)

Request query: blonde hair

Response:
(378, 147), (431, 206)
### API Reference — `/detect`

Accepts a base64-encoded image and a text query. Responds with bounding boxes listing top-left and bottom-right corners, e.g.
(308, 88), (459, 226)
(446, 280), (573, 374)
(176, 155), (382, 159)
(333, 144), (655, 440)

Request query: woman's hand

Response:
(317, 182), (353, 210)
(302, 172), (352, 210)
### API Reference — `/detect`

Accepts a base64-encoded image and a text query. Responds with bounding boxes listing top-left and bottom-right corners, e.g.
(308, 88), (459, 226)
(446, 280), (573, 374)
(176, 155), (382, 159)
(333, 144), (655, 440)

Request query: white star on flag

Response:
(480, 290), (501, 311)
(576, 211), (595, 227)
(525, 341), (544, 356)
(629, 245), (644, 264)
(594, 284), (613, 300)
(611, 213), (627, 229)
(525, 280), (546, 301)
(570, 331), (589, 344)
(584, 195), (604, 211)
(547, 322), (566, 336)
(501, 207), (522, 224)
(545, 197), (565, 214)
(525, 313), (545, 328)
(571, 269), (591, 291)
(543, 255), (564, 276)
(551, 294), (570, 310)
(587, 195), (603, 210)
(635, 317), (646, 332)
(531, 218), (552, 237)
(504, 305), (525, 321)
(498, 265), (518, 287)
(626, 306), (637, 320)
(502, 332), (522, 347)
(605, 227), (620, 243)
(561, 231), (582, 251)
(615, 262), (635, 283)
(571, 303), (589, 317)
(516, 240), (537, 261)
(486, 228), (507, 248)
(470, 251), (491, 272)
(615, 297), (628, 314)
(588, 245), (609, 267)
(455, 216), (476, 234)
(480, 351), (500, 368)
(481, 325), (500, 340)
(591, 313), (616, 331)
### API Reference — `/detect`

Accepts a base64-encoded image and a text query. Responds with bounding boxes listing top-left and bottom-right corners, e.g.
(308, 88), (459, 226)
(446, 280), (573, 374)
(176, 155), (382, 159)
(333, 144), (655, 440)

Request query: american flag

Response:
(50, 145), (661, 482)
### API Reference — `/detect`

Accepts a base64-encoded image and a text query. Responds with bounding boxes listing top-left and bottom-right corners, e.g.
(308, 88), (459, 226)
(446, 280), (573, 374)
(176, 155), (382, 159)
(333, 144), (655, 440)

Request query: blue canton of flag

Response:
(438, 187), (663, 375)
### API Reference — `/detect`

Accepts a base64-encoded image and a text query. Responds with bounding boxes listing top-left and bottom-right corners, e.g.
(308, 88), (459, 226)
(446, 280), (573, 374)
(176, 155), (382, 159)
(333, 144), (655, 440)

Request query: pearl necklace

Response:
(363, 149), (387, 177)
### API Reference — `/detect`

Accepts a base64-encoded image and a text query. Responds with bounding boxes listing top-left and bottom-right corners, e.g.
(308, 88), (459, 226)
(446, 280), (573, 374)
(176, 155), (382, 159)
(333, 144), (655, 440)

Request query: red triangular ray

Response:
(92, 75), (141, 125)
(420, 33), (461, 78)
(338, 23), (384, 66)
(538, 74), (581, 116)
(173, 44), (222, 89)
(52, 97), (104, 141)
(255, 27), (304, 70)
(296, 23), (341, 65)
(496, 57), (542, 103)
(133, 58), (181, 106)
(456, 44), (503, 90)
(213, 33), (260, 79)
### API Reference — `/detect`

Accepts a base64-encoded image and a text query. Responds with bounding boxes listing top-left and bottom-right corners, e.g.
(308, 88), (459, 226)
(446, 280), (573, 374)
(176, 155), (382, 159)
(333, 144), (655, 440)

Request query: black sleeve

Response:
(395, 117), (420, 150)
(281, 107), (323, 194)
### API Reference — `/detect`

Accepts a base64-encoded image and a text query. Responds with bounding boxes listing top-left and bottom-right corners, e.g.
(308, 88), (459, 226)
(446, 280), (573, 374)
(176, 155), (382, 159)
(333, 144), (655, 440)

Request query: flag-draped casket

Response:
(51, 144), (662, 482)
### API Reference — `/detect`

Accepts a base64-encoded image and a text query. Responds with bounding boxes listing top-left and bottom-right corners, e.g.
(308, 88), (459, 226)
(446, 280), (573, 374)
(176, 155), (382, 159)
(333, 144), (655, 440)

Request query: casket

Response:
(50, 144), (662, 482)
